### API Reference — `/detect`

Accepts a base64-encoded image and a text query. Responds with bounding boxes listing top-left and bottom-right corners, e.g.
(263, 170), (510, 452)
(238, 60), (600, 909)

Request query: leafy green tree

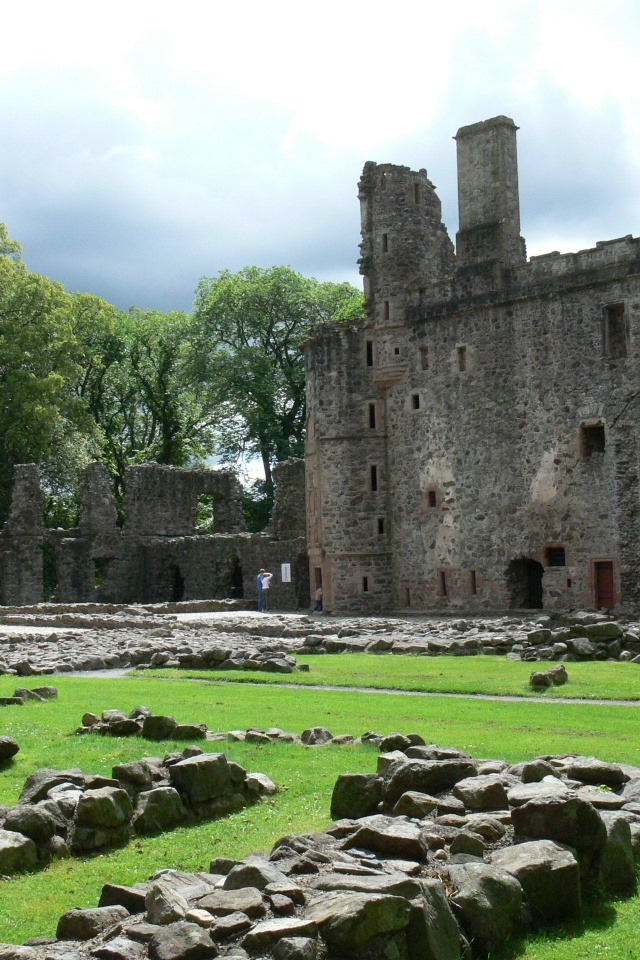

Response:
(0, 225), (98, 521)
(73, 307), (218, 499)
(192, 266), (363, 483)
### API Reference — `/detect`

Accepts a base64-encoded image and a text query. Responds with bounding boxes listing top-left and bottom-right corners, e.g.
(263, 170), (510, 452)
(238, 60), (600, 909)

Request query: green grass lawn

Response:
(146, 651), (640, 700)
(0, 671), (639, 958)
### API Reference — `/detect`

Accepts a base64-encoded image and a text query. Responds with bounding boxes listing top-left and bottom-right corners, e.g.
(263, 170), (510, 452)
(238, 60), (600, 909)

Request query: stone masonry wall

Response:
(306, 115), (640, 614)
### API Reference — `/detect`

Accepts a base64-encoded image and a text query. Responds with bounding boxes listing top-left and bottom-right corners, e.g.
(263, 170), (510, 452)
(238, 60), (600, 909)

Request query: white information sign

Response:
(281, 563), (291, 583)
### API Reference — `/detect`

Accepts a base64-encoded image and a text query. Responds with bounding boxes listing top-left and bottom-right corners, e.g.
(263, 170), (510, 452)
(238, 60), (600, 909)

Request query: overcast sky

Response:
(1, 0), (639, 312)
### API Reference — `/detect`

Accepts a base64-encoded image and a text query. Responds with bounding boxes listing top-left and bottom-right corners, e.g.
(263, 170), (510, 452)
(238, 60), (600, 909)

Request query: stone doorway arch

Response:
(505, 557), (544, 609)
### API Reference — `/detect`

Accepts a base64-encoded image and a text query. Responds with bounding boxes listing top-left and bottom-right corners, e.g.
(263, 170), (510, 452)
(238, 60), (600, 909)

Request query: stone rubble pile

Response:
(3, 741), (640, 960)
(0, 685), (58, 706)
(1, 607), (640, 677)
(0, 746), (276, 876)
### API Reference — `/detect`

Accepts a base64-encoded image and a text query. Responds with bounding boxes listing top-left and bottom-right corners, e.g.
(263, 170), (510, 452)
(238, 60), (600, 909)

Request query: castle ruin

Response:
(305, 116), (640, 614)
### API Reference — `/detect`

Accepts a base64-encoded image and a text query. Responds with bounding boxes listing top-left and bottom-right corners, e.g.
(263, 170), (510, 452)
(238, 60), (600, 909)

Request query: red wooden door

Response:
(594, 561), (614, 609)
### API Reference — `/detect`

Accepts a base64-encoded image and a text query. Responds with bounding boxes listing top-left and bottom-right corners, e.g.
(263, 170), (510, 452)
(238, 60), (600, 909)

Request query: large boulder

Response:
(556, 756), (628, 788)
(406, 878), (462, 960)
(0, 828), (37, 873)
(0, 737), (20, 762)
(383, 760), (477, 806)
(148, 921), (219, 960)
(146, 880), (189, 925)
(491, 839), (581, 921)
(56, 905), (130, 940)
(511, 793), (606, 874)
(599, 812), (636, 895)
(330, 773), (383, 820)
(3, 804), (57, 844)
(452, 775), (509, 811)
(301, 727), (333, 746)
(305, 891), (411, 953)
(19, 768), (84, 804)
(75, 787), (133, 828)
(168, 754), (232, 804)
(134, 788), (188, 834)
(142, 716), (178, 741)
(449, 862), (522, 954)
(342, 815), (427, 861)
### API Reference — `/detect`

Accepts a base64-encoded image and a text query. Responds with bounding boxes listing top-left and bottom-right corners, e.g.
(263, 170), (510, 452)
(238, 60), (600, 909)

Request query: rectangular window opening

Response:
(366, 340), (374, 367)
(457, 345), (467, 372)
(377, 517), (385, 535)
(581, 424), (606, 458)
(368, 403), (377, 429)
(362, 576), (369, 593)
(604, 302), (628, 358)
(411, 393), (420, 410)
(420, 346), (429, 370)
(394, 346), (401, 356)
(383, 300), (390, 322)
(470, 569), (477, 595)
(546, 547), (566, 567)
(382, 233), (389, 253)
(370, 465), (378, 492)
(439, 571), (447, 597)
(427, 489), (437, 509)
(405, 587), (411, 606)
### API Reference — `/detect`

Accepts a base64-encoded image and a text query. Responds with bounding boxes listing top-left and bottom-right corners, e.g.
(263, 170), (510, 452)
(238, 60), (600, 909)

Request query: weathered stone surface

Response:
(343, 815), (427, 860)
(148, 922), (219, 960)
(99, 883), (150, 913)
(305, 891), (410, 951)
(300, 727), (333, 746)
(511, 794), (606, 870)
(449, 862), (522, 954)
(491, 840), (581, 920)
(384, 760), (477, 806)
(452, 775), (508, 811)
(3, 803), (57, 844)
(196, 888), (266, 920)
(134, 788), (188, 834)
(75, 788), (133, 828)
(406, 879), (461, 960)
(0, 829), (37, 873)
(19, 768), (85, 804)
(142, 716), (178, 741)
(556, 756), (628, 787)
(0, 737), (20, 761)
(330, 773), (383, 820)
(56, 906), (130, 941)
(169, 754), (232, 804)
(599, 812), (636, 895)
(223, 857), (290, 891)
(507, 779), (570, 806)
(91, 937), (145, 960)
(272, 937), (317, 960)
(208, 911), (253, 941)
(146, 880), (189, 925)
(393, 790), (439, 819)
(242, 918), (318, 952)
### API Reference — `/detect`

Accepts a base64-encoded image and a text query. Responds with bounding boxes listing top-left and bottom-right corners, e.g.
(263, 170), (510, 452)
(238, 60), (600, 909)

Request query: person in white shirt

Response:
(260, 569), (273, 611)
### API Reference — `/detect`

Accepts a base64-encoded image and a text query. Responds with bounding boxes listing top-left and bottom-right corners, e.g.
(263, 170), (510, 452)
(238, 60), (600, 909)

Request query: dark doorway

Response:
(229, 557), (244, 598)
(594, 561), (614, 609)
(506, 558), (544, 608)
(169, 563), (185, 602)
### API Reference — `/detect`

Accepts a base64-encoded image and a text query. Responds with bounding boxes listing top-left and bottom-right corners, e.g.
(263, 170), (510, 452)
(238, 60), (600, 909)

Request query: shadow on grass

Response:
(499, 893), (624, 959)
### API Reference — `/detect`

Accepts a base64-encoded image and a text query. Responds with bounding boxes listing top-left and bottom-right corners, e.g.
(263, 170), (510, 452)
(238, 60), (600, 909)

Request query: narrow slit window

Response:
(603, 302), (628, 358)
(394, 346), (401, 356)
(368, 403), (377, 429)
(362, 576), (369, 593)
(382, 233), (389, 253)
(427, 489), (437, 509)
(411, 393), (420, 410)
(439, 571), (447, 597)
(420, 346), (429, 370)
(581, 424), (606, 458)
(383, 300), (390, 321)
(405, 587), (411, 606)
(377, 517), (385, 535)
(366, 340), (374, 367)
(370, 465), (378, 491)
(470, 569), (477, 595)
(457, 346), (467, 372)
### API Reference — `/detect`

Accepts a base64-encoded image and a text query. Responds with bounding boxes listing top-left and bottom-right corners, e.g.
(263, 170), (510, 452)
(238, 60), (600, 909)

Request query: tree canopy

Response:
(192, 265), (363, 483)
(0, 227), (363, 529)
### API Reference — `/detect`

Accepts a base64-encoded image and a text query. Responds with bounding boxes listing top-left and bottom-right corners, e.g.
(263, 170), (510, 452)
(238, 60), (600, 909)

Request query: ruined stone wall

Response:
(268, 458), (306, 540)
(306, 115), (640, 614)
(0, 465), (45, 605)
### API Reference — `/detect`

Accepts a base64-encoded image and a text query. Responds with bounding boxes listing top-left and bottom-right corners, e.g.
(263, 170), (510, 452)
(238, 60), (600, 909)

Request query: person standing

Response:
(260, 569), (273, 611)
(257, 569), (264, 611)
(314, 585), (323, 612)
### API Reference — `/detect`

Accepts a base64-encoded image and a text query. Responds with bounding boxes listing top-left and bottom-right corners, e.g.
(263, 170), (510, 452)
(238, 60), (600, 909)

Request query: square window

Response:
(546, 547), (566, 567)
